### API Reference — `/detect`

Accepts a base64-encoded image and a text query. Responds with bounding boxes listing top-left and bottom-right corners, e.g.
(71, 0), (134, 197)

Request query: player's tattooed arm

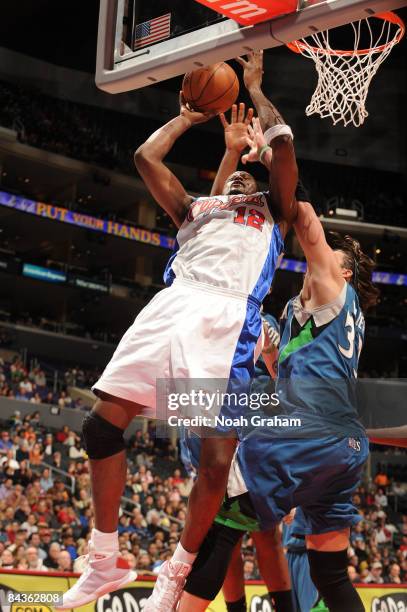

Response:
(135, 92), (215, 227)
(238, 51), (298, 228)
(210, 103), (254, 196)
(243, 117), (298, 229)
(237, 50), (284, 130)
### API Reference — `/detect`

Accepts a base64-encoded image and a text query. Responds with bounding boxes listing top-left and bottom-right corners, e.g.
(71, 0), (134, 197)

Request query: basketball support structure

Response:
(96, 0), (407, 93)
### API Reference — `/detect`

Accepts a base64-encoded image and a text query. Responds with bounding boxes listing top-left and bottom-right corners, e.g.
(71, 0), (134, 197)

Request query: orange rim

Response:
(287, 11), (405, 56)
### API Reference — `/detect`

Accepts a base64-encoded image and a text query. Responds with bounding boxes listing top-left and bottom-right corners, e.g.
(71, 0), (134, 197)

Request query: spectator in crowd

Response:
(347, 566), (359, 583)
(69, 440), (86, 460)
(0, 450), (20, 470)
(20, 513), (38, 537)
(369, 562), (384, 584)
(375, 469), (390, 490)
(375, 487), (388, 508)
(1, 548), (14, 568)
(43, 433), (54, 457)
(26, 545), (48, 571)
(57, 549), (73, 572)
(243, 559), (257, 580)
(0, 431), (13, 455)
(16, 440), (30, 463)
(58, 391), (73, 409)
(29, 443), (43, 466)
(19, 377), (33, 394)
(387, 563), (402, 584)
(43, 541), (61, 570)
(40, 468), (54, 492)
(0, 478), (13, 500)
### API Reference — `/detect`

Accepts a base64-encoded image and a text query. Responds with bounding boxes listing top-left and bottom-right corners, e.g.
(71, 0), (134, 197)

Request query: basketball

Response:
(182, 62), (239, 114)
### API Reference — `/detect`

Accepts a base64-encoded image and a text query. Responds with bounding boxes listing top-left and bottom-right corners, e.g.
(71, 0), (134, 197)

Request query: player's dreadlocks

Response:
(327, 232), (380, 312)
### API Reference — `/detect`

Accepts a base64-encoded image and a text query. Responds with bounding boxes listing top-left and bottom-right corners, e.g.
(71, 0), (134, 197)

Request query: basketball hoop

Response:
(287, 12), (405, 127)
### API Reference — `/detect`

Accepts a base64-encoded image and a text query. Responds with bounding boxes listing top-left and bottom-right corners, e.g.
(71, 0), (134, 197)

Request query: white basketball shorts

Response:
(92, 278), (263, 422)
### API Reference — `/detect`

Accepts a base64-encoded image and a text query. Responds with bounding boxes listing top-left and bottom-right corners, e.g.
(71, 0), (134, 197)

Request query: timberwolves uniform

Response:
(93, 192), (283, 423)
(237, 281), (369, 532)
(283, 523), (318, 612)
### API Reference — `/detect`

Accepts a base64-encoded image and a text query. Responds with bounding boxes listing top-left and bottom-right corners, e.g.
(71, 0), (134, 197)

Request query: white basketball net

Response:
(289, 15), (404, 127)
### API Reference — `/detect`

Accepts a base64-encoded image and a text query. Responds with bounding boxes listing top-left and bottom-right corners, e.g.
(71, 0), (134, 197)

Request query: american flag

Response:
(134, 13), (171, 50)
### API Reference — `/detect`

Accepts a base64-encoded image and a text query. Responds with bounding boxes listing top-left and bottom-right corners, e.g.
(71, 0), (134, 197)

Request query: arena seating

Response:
(0, 407), (406, 581)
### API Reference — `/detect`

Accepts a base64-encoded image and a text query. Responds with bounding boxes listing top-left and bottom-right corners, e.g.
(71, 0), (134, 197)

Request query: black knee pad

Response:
(184, 523), (243, 601)
(307, 548), (364, 612)
(82, 412), (125, 459)
(226, 596), (247, 612)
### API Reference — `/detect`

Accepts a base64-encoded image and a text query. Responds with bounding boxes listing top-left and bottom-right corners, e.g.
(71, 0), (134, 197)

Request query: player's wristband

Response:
(264, 124), (294, 144)
(259, 145), (272, 163)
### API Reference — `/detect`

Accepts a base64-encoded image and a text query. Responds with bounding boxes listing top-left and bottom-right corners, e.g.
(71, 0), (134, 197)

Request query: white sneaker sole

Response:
(55, 570), (138, 610)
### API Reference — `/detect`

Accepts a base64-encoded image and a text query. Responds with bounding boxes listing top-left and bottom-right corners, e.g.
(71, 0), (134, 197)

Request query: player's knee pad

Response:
(307, 548), (348, 590)
(307, 548), (364, 612)
(82, 412), (125, 460)
(184, 524), (242, 601)
(226, 596), (247, 612)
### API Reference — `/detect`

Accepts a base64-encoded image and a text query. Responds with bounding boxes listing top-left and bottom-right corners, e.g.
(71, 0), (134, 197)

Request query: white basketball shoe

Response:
(56, 551), (137, 609)
(143, 559), (192, 611)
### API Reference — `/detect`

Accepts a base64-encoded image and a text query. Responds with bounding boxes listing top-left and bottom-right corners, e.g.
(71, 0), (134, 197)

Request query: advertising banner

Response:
(0, 571), (406, 612)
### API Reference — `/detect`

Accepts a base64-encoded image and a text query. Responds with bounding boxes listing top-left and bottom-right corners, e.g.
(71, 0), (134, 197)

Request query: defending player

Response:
(177, 118), (379, 612)
(59, 54), (298, 609)
(178, 316), (295, 612)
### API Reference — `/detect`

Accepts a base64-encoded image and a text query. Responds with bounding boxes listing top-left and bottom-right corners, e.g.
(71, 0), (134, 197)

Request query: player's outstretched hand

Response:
(282, 507), (296, 525)
(179, 91), (216, 126)
(219, 102), (254, 153)
(236, 50), (264, 91)
(241, 117), (268, 165)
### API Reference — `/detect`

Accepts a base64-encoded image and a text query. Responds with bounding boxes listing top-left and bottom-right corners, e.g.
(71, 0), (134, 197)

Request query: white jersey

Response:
(164, 191), (284, 302)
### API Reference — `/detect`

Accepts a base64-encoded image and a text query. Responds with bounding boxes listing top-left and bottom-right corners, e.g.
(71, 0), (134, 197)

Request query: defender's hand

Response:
(179, 91), (216, 126)
(262, 316), (280, 354)
(241, 117), (268, 165)
(219, 103), (254, 153)
(236, 50), (264, 91)
(283, 508), (296, 525)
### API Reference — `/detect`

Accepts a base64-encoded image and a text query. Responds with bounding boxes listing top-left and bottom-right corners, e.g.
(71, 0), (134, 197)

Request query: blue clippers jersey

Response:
(276, 283), (365, 435)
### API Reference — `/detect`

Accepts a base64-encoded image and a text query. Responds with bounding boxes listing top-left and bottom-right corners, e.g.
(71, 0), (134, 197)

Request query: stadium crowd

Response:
(0, 355), (98, 410)
(0, 407), (406, 583)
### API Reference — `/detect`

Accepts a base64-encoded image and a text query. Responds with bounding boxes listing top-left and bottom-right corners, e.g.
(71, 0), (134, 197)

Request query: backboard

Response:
(96, 0), (406, 93)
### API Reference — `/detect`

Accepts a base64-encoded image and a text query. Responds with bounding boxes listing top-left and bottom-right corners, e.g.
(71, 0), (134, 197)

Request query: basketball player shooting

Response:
(142, 55), (298, 611)
(57, 53), (297, 610)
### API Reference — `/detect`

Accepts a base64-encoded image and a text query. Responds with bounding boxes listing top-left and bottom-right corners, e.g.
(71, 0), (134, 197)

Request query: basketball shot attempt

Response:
(58, 53), (298, 610)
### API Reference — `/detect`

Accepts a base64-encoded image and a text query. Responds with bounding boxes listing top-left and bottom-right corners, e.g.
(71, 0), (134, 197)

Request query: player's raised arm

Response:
(237, 51), (298, 228)
(134, 93), (215, 228)
(210, 103), (253, 196)
(293, 199), (345, 304)
(243, 119), (342, 304)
